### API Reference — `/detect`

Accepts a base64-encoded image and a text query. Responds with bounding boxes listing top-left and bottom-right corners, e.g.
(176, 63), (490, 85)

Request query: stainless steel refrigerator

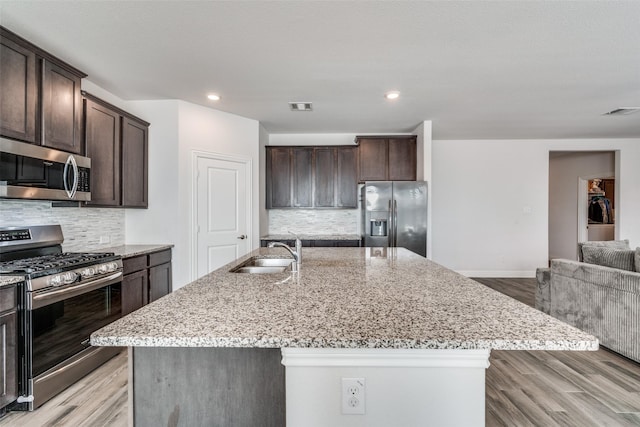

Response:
(361, 181), (428, 257)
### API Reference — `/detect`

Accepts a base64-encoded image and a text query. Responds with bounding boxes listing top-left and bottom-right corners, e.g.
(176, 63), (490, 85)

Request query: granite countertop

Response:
(96, 244), (173, 259)
(0, 276), (24, 287)
(261, 234), (361, 241)
(91, 247), (598, 351)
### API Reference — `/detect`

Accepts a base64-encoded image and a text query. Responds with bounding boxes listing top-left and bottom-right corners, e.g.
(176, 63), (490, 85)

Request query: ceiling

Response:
(1, 1), (639, 139)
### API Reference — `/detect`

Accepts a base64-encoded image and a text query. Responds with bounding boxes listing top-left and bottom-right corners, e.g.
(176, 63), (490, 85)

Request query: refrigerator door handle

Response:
(388, 199), (393, 247)
(393, 199), (398, 247)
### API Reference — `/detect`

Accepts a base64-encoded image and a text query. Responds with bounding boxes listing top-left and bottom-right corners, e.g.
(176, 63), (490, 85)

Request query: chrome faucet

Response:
(268, 238), (301, 272)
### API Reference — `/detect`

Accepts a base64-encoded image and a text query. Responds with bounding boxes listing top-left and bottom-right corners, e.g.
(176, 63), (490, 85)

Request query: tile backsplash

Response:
(268, 209), (360, 235)
(0, 200), (125, 251)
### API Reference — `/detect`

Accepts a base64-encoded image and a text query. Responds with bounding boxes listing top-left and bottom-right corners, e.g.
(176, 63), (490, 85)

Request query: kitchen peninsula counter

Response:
(91, 247), (597, 427)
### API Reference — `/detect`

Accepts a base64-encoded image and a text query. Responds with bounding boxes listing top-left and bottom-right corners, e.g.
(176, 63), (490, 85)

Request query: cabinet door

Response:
(149, 262), (172, 303)
(122, 270), (148, 316)
(314, 148), (336, 207)
(0, 34), (37, 143)
(336, 147), (358, 207)
(358, 138), (387, 182)
(388, 137), (416, 181)
(0, 310), (18, 409)
(266, 147), (292, 208)
(42, 59), (83, 154)
(84, 98), (121, 206)
(292, 148), (312, 208)
(122, 117), (149, 208)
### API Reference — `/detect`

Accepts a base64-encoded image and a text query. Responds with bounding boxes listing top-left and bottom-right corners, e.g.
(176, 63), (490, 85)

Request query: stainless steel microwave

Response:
(0, 138), (91, 201)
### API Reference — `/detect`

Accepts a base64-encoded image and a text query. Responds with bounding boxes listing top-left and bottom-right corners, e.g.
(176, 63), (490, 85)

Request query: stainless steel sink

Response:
(230, 257), (293, 273)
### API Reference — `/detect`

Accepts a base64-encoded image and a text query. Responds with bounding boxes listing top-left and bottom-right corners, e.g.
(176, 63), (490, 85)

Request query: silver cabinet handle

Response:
(237, 235), (247, 240)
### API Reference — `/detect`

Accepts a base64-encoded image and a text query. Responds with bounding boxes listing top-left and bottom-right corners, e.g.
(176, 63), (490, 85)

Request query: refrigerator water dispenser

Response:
(370, 219), (387, 236)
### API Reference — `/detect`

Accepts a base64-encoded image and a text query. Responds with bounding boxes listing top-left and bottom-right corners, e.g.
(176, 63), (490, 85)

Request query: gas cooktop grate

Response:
(0, 252), (116, 274)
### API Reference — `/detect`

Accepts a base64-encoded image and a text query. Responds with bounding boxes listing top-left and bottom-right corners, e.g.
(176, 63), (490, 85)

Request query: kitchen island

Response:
(91, 247), (597, 427)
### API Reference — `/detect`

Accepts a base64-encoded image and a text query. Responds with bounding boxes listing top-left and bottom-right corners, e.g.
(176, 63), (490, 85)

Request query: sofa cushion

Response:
(581, 246), (635, 271)
(578, 239), (630, 261)
(636, 247), (640, 272)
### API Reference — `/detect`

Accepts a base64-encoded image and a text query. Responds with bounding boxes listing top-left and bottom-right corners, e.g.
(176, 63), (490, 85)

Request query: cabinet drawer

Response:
(0, 285), (17, 313)
(123, 255), (147, 275)
(149, 249), (171, 268)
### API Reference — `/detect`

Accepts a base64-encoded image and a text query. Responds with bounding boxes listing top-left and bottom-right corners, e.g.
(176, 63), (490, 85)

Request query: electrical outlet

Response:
(99, 235), (111, 244)
(342, 377), (365, 415)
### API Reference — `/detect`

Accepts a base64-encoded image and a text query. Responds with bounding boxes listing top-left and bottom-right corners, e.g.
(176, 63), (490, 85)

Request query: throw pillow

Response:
(581, 246), (635, 271)
(578, 239), (630, 261)
(636, 247), (640, 273)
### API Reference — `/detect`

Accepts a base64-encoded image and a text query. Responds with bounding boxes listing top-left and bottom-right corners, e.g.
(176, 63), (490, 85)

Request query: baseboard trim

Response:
(457, 270), (536, 278)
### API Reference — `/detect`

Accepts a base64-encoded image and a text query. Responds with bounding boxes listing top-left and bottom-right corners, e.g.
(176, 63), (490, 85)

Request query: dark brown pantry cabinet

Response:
(121, 249), (172, 316)
(265, 146), (358, 209)
(0, 26), (86, 153)
(357, 136), (417, 182)
(84, 92), (149, 208)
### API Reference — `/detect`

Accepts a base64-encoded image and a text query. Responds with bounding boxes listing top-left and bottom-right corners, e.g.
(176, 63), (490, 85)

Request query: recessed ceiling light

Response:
(207, 94), (221, 101)
(289, 102), (313, 111)
(384, 91), (400, 100)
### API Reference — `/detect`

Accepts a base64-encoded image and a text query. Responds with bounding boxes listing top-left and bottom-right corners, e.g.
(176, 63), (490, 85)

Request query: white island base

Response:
(282, 348), (491, 427)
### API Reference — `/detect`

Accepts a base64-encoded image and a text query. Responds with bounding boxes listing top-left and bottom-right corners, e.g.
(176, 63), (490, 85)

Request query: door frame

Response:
(190, 150), (253, 281)
(577, 171), (615, 244)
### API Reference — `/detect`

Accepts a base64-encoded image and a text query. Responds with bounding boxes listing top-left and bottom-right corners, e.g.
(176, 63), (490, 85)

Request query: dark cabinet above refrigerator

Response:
(265, 146), (358, 209)
(356, 135), (417, 182)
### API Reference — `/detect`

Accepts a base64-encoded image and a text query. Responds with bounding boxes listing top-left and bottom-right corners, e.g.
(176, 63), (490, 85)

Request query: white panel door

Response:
(196, 156), (250, 278)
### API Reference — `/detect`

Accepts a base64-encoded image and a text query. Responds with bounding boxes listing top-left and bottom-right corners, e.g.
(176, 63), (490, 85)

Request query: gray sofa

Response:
(537, 240), (640, 362)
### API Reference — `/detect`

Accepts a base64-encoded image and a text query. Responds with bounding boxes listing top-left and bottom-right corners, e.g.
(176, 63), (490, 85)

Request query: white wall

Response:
(123, 100), (260, 289)
(259, 124), (269, 235)
(548, 151), (615, 261)
(431, 138), (640, 277)
(176, 101), (260, 286)
(124, 99), (181, 278)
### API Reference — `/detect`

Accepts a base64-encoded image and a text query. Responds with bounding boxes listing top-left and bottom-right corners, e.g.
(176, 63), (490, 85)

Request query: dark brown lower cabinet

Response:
(149, 262), (172, 303)
(122, 270), (148, 316)
(0, 285), (18, 411)
(121, 249), (172, 315)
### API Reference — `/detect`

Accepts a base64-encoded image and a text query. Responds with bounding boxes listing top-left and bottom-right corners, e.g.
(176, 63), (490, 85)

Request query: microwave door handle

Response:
(63, 155), (79, 198)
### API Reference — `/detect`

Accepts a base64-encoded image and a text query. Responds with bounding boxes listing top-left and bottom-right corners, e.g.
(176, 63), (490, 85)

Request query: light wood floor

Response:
(1, 278), (639, 426)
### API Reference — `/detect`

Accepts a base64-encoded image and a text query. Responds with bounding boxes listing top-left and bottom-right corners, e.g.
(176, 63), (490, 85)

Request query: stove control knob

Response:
(50, 275), (63, 286)
(62, 272), (78, 284)
(81, 267), (96, 278)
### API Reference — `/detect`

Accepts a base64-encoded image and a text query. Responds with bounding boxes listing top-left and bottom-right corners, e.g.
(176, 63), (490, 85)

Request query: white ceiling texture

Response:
(1, 1), (639, 139)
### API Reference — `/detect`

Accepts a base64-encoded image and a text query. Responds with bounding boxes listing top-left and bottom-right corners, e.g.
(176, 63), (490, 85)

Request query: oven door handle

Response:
(31, 271), (123, 309)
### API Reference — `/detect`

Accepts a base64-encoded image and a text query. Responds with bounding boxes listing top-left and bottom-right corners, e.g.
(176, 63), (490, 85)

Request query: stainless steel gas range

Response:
(0, 225), (123, 410)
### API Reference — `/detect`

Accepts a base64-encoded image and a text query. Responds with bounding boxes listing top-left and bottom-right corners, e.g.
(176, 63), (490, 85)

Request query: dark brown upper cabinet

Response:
(0, 26), (86, 153)
(122, 116), (149, 208)
(356, 135), (417, 182)
(266, 147), (292, 208)
(85, 98), (121, 206)
(265, 146), (358, 209)
(84, 92), (150, 208)
(42, 60), (83, 153)
(0, 31), (38, 143)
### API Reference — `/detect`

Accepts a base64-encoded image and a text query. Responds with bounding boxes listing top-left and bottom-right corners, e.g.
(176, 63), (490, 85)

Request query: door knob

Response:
(237, 235), (247, 240)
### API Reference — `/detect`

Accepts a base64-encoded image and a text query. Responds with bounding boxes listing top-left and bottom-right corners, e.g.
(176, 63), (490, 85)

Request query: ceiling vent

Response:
(289, 102), (313, 112)
(603, 107), (640, 116)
